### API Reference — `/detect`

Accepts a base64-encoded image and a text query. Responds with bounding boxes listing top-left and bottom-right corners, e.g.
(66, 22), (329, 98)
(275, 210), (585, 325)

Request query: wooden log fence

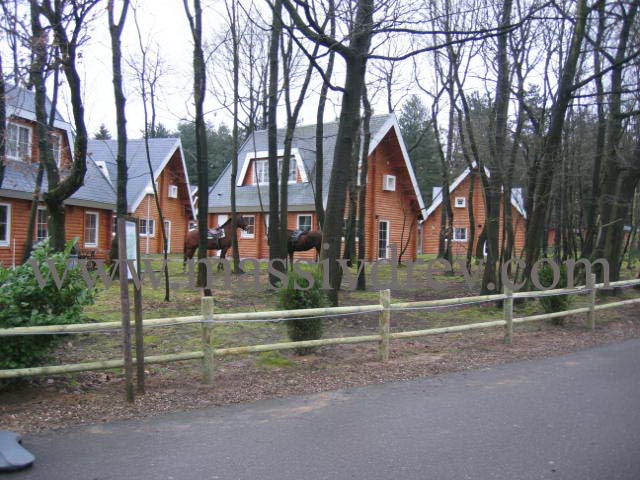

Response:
(1, 279), (639, 380)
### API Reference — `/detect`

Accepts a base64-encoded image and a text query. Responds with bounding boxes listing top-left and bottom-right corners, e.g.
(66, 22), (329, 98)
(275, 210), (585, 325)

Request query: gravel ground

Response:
(1, 303), (639, 434)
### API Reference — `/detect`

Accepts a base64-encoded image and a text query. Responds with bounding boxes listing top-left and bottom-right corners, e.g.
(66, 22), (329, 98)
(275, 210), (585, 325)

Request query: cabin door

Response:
(378, 220), (390, 259)
(164, 220), (171, 253)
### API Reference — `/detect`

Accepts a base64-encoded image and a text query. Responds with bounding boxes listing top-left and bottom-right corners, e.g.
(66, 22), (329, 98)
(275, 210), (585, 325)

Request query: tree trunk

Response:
(523, 0), (588, 281)
(267, 0), (284, 282)
(184, 0), (209, 291)
(313, 0), (335, 230)
(356, 87), (371, 291)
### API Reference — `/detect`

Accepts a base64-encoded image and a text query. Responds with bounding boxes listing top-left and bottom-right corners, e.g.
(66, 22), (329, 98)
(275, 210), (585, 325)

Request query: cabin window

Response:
(139, 218), (155, 237)
(253, 158), (296, 184)
(7, 122), (32, 161)
(382, 174), (396, 191)
(49, 132), (61, 165)
(168, 185), (178, 198)
(84, 211), (99, 247)
(453, 227), (467, 242)
(455, 197), (466, 208)
(378, 220), (390, 259)
(297, 215), (312, 231)
(0, 203), (11, 246)
(36, 207), (48, 241)
(240, 215), (255, 238)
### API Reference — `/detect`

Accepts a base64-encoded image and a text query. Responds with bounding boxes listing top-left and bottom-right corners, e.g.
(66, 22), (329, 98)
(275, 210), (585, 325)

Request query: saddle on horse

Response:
(207, 227), (225, 240)
(289, 229), (307, 246)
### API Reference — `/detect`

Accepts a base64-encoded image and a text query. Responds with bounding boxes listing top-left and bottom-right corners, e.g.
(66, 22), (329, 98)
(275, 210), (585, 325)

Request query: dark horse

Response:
(287, 229), (323, 267)
(183, 216), (250, 269)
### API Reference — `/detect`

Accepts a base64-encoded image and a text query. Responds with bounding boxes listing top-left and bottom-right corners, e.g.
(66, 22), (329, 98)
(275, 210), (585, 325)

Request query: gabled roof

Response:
(0, 157), (117, 209)
(87, 138), (194, 215)
(4, 85), (66, 123)
(424, 164), (526, 220)
(4, 85), (75, 161)
(207, 113), (426, 215)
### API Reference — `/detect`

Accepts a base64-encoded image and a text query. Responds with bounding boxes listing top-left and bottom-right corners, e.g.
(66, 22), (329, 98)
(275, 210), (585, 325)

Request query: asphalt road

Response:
(6, 339), (640, 480)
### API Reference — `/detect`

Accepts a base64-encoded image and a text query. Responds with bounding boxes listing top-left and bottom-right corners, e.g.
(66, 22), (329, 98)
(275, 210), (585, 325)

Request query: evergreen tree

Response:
(175, 122), (233, 184)
(94, 123), (112, 140)
(398, 95), (439, 205)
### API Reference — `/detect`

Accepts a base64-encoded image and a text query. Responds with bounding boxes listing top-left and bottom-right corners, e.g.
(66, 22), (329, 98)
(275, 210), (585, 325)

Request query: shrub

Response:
(0, 239), (97, 369)
(278, 270), (327, 355)
(537, 262), (570, 325)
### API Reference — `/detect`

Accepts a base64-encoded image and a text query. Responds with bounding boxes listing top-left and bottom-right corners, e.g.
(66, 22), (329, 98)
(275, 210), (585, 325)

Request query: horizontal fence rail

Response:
(1, 277), (639, 380)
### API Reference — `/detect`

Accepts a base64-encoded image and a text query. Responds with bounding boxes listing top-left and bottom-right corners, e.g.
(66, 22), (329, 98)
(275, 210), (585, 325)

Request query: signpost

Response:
(117, 216), (145, 402)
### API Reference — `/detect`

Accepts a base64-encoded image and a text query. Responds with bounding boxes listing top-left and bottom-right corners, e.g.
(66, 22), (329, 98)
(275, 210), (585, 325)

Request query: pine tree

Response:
(398, 95), (439, 205)
(94, 123), (112, 140)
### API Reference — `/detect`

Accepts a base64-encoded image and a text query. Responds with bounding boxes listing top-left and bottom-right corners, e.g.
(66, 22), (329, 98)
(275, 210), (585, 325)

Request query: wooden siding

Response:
(207, 128), (422, 262)
(6, 115), (72, 168)
(0, 197), (113, 267)
(131, 148), (193, 254)
(421, 173), (526, 256)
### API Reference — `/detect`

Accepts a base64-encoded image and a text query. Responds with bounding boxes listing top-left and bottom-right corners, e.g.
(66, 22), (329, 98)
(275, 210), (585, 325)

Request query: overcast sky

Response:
(58, 1), (366, 138)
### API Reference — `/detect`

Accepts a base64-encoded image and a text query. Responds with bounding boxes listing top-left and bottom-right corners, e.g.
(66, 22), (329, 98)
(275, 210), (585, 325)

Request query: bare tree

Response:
(31, 0), (98, 252)
(183, 0), (210, 292)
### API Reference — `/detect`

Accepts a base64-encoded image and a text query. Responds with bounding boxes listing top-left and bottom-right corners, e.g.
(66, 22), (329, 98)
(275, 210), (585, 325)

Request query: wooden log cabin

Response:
(207, 114), (426, 262)
(0, 85), (194, 266)
(420, 165), (527, 257)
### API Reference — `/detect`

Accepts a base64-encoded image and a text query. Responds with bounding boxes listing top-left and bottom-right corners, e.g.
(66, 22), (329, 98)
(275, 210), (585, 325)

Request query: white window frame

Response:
(168, 184), (178, 198)
(253, 159), (269, 185)
(453, 227), (468, 242)
(49, 132), (62, 166)
(163, 219), (172, 252)
(139, 218), (156, 237)
(378, 219), (390, 259)
(84, 211), (99, 248)
(253, 158), (297, 185)
(240, 215), (255, 238)
(382, 174), (396, 191)
(6, 122), (32, 162)
(36, 206), (48, 242)
(297, 214), (312, 232)
(0, 203), (11, 247)
(455, 197), (466, 208)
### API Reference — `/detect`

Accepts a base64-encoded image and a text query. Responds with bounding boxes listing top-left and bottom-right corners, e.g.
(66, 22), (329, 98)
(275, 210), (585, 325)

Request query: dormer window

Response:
(168, 185), (178, 198)
(455, 197), (466, 208)
(7, 122), (32, 161)
(253, 158), (296, 185)
(382, 174), (396, 191)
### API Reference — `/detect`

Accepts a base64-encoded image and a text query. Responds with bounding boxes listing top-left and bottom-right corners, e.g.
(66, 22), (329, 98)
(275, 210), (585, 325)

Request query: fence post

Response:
(201, 296), (215, 384)
(588, 273), (597, 331)
(378, 289), (391, 362)
(503, 285), (513, 345)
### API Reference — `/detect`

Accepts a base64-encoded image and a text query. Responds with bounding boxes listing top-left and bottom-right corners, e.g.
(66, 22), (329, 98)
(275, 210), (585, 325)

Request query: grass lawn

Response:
(73, 252), (640, 364)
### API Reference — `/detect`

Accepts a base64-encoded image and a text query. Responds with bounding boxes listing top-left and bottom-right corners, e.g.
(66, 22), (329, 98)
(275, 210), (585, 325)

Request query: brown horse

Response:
(183, 216), (250, 269)
(287, 229), (323, 267)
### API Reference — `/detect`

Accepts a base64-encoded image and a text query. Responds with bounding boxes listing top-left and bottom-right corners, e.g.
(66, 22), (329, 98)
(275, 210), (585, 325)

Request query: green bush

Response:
(0, 239), (97, 369)
(537, 262), (570, 325)
(278, 270), (327, 355)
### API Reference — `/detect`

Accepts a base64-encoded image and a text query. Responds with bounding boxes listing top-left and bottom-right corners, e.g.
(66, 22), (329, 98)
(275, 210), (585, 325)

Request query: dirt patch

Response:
(2, 302), (639, 434)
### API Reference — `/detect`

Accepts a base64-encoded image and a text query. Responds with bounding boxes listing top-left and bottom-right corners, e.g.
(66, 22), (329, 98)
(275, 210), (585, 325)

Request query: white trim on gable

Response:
(128, 139), (195, 219)
(236, 148), (309, 187)
(6, 105), (74, 167)
(353, 114), (426, 220)
(424, 163), (526, 220)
